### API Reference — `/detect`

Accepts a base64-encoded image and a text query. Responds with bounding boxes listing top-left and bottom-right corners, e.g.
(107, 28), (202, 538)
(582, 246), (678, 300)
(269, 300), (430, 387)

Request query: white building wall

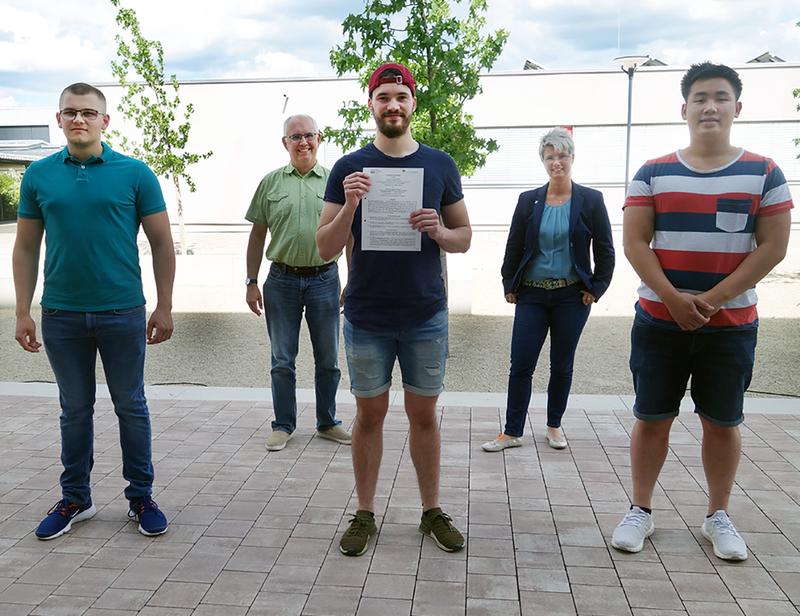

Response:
(1, 64), (798, 315)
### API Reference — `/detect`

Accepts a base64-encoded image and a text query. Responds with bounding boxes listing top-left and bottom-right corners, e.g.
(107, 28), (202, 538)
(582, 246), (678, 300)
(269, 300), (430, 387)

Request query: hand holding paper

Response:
(409, 208), (444, 241)
(343, 171), (371, 210)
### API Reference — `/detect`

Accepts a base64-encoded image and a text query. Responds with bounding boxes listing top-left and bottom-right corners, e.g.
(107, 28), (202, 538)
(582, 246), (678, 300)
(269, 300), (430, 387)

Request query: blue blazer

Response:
(501, 182), (615, 299)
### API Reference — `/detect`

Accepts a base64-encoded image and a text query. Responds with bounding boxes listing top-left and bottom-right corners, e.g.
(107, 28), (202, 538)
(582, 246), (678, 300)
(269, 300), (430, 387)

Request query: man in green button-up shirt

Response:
(245, 114), (350, 451)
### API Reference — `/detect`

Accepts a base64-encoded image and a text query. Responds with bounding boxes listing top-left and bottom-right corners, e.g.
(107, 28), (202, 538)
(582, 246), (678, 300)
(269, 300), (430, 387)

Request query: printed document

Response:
(361, 167), (424, 251)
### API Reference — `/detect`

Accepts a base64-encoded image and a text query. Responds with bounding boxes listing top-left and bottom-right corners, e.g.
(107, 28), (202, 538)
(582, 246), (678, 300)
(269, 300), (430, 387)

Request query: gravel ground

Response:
(2, 309), (798, 398)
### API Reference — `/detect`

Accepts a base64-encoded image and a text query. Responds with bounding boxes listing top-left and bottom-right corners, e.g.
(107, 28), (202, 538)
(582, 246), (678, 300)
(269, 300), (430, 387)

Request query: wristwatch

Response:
(245, 278), (258, 286)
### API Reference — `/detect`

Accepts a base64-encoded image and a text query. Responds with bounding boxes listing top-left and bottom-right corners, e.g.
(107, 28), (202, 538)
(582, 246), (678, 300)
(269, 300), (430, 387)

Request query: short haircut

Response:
(539, 127), (574, 160)
(59, 83), (107, 110)
(283, 114), (318, 136)
(680, 62), (742, 101)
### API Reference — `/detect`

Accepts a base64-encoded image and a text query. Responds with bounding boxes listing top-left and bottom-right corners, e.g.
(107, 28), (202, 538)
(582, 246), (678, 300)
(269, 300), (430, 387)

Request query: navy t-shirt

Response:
(324, 142), (464, 331)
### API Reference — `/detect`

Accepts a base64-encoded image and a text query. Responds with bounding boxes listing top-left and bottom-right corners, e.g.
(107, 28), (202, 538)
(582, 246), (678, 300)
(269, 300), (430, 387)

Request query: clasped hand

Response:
(664, 291), (718, 331)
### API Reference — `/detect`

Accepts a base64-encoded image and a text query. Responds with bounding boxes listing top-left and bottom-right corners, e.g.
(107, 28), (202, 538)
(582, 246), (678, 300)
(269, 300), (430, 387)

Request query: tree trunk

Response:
(172, 175), (187, 254)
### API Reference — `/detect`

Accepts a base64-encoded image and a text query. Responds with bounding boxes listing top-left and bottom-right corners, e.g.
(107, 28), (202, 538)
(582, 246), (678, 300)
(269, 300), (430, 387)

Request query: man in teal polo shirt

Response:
(245, 114), (350, 451)
(13, 82), (175, 540)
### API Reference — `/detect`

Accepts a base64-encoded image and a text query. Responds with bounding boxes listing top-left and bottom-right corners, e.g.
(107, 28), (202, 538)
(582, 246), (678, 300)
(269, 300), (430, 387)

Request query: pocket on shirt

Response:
(267, 191), (291, 225)
(267, 190), (289, 206)
(715, 198), (751, 233)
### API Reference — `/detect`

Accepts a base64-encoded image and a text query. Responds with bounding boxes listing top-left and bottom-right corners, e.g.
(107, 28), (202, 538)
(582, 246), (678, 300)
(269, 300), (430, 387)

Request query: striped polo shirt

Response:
(624, 149), (793, 330)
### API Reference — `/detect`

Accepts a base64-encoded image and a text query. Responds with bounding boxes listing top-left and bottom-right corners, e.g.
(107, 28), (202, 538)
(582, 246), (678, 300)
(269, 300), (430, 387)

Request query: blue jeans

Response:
(41, 306), (153, 505)
(264, 262), (341, 434)
(505, 284), (591, 435)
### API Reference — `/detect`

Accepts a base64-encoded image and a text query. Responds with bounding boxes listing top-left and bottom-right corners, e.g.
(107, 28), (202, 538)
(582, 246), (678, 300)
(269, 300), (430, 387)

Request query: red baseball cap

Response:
(368, 63), (416, 97)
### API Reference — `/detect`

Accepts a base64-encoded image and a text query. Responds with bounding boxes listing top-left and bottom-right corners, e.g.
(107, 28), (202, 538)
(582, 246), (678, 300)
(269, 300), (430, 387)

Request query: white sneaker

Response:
(481, 433), (523, 452)
(701, 510), (748, 561)
(611, 506), (654, 553)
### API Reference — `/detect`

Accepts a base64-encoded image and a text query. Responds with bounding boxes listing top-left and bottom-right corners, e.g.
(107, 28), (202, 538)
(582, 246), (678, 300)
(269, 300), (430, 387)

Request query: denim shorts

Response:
(343, 309), (448, 398)
(629, 320), (757, 426)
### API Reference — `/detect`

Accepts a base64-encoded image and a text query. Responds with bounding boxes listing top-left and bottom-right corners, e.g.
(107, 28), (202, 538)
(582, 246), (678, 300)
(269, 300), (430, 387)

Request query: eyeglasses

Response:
(285, 132), (318, 142)
(60, 108), (103, 121)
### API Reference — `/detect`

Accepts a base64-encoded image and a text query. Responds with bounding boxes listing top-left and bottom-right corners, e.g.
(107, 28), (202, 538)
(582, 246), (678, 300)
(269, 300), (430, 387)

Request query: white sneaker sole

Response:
(339, 539), (371, 556)
(700, 525), (748, 561)
(611, 522), (654, 553)
(266, 432), (293, 451)
(37, 504), (97, 541)
(138, 523), (169, 537)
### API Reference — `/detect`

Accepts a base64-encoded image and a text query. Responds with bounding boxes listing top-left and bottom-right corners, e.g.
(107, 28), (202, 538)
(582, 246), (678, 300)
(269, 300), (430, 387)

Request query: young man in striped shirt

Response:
(611, 62), (792, 560)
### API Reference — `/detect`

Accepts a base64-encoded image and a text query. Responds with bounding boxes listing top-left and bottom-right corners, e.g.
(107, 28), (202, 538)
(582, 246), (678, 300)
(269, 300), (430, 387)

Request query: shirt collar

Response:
(282, 161), (324, 178)
(60, 142), (111, 165)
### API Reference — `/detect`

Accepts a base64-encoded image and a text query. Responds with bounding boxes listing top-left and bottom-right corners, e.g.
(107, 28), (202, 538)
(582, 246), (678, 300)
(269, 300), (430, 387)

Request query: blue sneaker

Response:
(35, 499), (96, 540)
(128, 498), (168, 536)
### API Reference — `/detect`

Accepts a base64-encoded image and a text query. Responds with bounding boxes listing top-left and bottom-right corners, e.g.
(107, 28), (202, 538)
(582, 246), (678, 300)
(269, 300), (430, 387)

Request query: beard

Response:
(375, 112), (411, 138)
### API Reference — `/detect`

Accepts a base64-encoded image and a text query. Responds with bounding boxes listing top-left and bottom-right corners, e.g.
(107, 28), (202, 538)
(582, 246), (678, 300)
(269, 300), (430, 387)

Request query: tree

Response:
(327, 0), (508, 177)
(0, 171), (21, 221)
(108, 0), (212, 254)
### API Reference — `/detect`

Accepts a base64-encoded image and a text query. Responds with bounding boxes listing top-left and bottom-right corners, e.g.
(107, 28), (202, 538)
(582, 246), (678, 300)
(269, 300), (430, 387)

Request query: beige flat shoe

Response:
(317, 424), (352, 445)
(266, 430), (292, 451)
(481, 433), (523, 452)
(545, 431), (567, 450)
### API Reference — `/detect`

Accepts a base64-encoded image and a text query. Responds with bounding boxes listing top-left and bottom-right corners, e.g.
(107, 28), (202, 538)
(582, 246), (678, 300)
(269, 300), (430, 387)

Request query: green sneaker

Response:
(419, 507), (465, 552)
(339, 510), (377, 556)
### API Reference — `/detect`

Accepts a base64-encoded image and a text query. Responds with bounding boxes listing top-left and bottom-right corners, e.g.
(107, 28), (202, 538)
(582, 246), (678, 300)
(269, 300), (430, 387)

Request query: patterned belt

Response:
(273, 262), (335, 276)
(522, 278), (579, 290)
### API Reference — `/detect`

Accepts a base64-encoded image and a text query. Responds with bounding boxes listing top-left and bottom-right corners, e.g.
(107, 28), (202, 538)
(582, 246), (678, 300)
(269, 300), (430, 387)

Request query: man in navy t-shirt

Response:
(318, 63), (472, 556)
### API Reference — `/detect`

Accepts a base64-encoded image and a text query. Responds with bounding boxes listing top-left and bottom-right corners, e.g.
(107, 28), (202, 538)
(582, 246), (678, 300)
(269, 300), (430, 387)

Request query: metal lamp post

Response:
(613, 55), (649, 193)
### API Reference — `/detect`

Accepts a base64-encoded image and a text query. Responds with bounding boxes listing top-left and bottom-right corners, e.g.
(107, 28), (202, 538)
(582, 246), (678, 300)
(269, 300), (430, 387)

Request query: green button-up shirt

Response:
(245, 161), (337, 267)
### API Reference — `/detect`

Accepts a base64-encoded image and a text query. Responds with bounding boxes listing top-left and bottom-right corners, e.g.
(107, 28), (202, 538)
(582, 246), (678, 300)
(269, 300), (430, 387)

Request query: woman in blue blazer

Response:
(483, 127), (615, 452)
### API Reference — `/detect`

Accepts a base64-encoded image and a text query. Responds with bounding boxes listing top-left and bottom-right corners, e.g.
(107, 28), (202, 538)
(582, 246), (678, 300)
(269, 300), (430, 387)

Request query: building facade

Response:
(1, 63), (798, 314)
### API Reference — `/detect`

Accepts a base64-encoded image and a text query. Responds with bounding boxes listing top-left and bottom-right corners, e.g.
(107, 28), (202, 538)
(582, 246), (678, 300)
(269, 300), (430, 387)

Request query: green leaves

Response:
(0, 171), (21, 221)
(326, 0), (508, 177)
(107, 0), (212, 192)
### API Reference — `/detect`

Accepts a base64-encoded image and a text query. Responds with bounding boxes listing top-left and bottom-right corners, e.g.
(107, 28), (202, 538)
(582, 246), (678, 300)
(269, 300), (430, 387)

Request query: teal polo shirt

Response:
(18, 143), (166, 311)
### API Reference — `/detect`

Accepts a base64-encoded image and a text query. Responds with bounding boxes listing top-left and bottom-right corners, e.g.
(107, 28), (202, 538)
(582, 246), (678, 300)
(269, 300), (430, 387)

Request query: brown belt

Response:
(273, 261), (335, 276)
(522, 278), (579, 290)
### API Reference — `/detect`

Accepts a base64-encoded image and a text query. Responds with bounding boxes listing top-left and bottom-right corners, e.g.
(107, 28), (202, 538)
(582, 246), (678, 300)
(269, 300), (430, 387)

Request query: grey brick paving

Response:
(1, 393), (800, 615)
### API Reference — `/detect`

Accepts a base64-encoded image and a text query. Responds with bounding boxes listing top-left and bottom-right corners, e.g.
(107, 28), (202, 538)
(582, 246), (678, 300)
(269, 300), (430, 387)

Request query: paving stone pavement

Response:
(2, 390), (800, 615)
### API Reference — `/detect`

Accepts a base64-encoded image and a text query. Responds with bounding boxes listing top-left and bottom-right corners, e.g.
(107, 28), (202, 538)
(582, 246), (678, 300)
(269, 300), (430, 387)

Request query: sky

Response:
(0, 0), (798, 108)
